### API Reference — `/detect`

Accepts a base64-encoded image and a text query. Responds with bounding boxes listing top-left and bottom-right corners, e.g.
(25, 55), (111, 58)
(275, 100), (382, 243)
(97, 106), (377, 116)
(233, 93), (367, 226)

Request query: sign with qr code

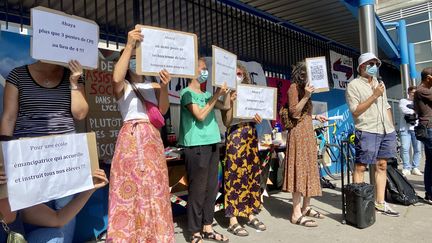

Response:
(305, 56), (329, 93)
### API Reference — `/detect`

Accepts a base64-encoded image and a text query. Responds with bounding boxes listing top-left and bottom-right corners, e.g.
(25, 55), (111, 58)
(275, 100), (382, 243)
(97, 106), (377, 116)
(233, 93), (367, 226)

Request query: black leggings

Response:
(185, 144), (220, 233)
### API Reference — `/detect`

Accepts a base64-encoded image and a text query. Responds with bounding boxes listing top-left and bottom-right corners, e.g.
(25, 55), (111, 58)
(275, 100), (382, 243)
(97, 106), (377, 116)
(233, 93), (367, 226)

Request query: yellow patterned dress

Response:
(224, 122), (262, 217)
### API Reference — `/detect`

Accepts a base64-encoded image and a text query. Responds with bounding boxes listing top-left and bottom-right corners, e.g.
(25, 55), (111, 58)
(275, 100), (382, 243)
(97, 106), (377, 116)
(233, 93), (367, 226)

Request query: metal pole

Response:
(358, 0), (377, 185)
(398, 20), (410, 97)
(408, 43), (417, 86)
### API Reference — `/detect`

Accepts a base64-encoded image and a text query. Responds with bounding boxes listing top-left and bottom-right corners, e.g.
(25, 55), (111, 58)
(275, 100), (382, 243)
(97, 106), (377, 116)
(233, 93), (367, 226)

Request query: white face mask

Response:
(236, 75), (244, 84)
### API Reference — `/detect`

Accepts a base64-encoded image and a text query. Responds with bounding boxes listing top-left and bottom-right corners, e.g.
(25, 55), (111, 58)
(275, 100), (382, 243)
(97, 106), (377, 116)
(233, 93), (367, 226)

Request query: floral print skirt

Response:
(224, 122), (262, 218)
(107, 120), (174, 243)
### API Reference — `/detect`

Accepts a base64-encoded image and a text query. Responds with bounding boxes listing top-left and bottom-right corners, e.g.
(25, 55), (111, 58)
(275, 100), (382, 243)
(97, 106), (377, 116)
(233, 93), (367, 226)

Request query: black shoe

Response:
(425, 194), (432, 205)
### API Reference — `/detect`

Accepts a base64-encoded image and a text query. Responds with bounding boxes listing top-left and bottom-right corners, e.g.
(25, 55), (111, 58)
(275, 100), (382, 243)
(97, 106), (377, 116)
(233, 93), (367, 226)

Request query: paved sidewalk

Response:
(174, 171), (431, 243)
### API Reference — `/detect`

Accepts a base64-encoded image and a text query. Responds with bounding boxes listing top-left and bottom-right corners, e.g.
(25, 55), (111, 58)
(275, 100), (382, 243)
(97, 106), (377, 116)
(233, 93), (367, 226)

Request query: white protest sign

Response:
(212, 45), (237, 89)
(305, 56), (329, 93)
(31, 6), (99, 69)
(136, 25), (198, 79)
(3, 133), (94, 211)
(234, 84), (277, 120)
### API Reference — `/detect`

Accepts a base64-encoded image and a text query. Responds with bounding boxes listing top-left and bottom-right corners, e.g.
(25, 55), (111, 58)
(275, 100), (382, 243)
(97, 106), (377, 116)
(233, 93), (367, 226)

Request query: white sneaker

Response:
(411, 168), (423, 176)
(402, 169), (411, 176)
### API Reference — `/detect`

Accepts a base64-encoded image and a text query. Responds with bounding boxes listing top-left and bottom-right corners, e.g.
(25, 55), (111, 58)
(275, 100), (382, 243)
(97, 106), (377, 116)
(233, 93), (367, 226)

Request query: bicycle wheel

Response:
(321, 143), (341, 180)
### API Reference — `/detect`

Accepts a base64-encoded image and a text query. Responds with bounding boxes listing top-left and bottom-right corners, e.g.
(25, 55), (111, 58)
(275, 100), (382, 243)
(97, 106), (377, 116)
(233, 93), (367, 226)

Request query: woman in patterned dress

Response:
(107, 28), (174, 242)
(282, 62), (327, 227)
(221, 63), (266, 236)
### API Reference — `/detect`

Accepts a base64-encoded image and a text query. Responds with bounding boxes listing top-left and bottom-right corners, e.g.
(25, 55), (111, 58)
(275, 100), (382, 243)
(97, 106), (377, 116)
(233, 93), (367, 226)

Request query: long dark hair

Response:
(291, 62), (312, 113)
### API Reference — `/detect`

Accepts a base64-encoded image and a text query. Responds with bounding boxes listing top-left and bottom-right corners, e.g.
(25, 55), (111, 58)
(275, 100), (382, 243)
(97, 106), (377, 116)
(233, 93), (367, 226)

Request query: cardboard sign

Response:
(30, 6), (99, 69)
(136, 25), (198, 79)
(234, 84), (277, 120)
(0, 133), (99, 209)
(305, 56), (329, 93)
(212, 45), (237, 89)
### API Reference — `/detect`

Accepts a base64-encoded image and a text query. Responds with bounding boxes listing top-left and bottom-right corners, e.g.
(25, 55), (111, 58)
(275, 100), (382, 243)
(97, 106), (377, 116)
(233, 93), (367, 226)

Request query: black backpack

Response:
(386, 162), (419, 205)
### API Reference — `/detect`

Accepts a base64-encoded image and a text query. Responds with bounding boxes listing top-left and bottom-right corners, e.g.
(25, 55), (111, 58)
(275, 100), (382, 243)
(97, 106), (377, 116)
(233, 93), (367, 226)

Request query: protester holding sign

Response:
(107, 28), (174, 242)
(0, 168), (108, 243)
(221, 63), (266, 236)
(179, 57), (230, 243)
(282, 62), (327, 227)
(0, 60), (88, 242)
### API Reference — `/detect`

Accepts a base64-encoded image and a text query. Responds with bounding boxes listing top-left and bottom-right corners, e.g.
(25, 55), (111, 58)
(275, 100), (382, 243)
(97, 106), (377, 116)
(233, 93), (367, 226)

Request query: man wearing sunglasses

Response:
(346, 52), (399, 217)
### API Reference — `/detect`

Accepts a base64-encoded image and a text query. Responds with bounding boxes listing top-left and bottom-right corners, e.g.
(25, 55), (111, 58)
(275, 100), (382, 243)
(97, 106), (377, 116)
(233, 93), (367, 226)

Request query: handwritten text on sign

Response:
(212, 45), (237, 89)
(235, 85), (277, 120)
(31, 6), (99, 69)
(3, 133), (94, 211)
(137, 25), (197, 78)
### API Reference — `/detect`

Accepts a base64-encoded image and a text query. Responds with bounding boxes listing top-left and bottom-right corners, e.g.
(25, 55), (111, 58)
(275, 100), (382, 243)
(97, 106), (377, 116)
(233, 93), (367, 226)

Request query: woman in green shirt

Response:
(179, 58), (230, 243)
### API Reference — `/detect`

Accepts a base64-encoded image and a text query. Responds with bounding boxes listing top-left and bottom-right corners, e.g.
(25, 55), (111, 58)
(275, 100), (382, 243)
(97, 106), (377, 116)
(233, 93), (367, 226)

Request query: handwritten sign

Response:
(1, 133), (98, 210)
(305, 56), (329, 93)
(30, 6), (99, 69)
(212, 45), (237, 89)
(234, 84), (277, 120)
(136, 25), (198, 79)
(85, 50), (122, 160)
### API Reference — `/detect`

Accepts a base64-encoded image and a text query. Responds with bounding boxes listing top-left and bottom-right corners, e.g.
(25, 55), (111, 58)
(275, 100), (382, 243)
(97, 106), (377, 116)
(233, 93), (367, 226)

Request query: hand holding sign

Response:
(305, 84), (315, 98)
(159, 69), (172, 87)
(305, 56), (329, 93)
(91, 168), (109, 190)
(69, 60), (83, 84)
(127, 28), (144, 49)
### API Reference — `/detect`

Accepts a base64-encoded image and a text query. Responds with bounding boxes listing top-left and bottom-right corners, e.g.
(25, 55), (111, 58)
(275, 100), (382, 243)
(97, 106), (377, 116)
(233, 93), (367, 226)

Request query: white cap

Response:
(357, 52), (381, 72)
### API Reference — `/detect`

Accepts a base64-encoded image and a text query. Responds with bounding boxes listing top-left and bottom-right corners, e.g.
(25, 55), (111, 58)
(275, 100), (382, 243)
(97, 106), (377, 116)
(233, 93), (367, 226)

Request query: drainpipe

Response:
(408, 43), (417, 86)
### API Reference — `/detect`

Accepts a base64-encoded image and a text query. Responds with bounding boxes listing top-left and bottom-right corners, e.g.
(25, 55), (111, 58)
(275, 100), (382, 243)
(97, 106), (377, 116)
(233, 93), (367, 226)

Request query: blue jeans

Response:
(400, 130), (422, 169)
(420, 129), (432, 197)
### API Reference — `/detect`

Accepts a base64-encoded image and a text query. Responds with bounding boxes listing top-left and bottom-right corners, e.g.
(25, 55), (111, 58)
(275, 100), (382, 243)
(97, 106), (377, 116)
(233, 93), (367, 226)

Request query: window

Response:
(414, 42), (432, 63)
(407, 22), (430, 43)
(405, 13), (429, 24)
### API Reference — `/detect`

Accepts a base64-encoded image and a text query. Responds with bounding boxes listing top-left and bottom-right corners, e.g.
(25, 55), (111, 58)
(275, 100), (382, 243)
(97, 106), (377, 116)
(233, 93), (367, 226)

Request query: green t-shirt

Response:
(178, 87), (221, 146)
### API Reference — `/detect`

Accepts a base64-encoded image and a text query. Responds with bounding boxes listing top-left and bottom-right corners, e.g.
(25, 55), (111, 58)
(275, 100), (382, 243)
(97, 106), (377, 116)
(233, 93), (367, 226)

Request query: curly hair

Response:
(237, 62), (251, 84)
(290, 61), (312, 114)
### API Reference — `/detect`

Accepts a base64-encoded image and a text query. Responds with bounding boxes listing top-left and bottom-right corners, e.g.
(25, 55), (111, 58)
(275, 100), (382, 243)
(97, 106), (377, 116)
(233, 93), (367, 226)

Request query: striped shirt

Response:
(6, 65), (82, 138)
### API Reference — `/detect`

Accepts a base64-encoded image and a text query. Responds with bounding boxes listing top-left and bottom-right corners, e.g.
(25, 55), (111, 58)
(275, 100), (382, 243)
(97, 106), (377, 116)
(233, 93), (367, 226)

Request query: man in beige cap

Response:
(345, 52), (399, 217)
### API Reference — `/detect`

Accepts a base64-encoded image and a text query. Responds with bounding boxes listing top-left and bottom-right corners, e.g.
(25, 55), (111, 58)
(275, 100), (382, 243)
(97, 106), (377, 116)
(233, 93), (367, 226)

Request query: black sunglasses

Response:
(366, 61), (381, 68)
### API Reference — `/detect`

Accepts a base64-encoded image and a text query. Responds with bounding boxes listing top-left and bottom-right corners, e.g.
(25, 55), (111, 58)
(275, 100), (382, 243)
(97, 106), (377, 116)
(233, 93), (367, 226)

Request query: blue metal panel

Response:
(218, 0), (359, 53)
(359, 0), (375, 7)
(408, 43), (417, 80)
(398, 20), (409, 65)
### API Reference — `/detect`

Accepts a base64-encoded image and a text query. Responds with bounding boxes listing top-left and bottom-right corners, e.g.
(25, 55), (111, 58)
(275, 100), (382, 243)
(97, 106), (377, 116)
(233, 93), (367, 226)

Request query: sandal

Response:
(202, 230), (229, 242)
(190, 234), (203, 243)
(246, 218), (267, 231)
(227, 223), (249, 237)
(303, 208), (325, 219)
(292, 215), (318, 227)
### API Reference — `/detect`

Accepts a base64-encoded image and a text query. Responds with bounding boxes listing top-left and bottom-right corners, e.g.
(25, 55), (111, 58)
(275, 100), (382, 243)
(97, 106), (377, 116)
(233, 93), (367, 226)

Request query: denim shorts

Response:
(354, 130), (397, 164)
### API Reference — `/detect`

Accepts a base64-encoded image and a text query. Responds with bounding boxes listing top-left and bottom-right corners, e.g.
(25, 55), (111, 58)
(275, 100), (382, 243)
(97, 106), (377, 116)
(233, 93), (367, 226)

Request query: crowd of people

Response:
(0, 25), (431, 243)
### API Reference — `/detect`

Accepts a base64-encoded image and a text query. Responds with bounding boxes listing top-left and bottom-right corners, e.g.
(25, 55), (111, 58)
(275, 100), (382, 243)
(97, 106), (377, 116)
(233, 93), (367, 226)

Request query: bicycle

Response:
(315, 123), (342, 180)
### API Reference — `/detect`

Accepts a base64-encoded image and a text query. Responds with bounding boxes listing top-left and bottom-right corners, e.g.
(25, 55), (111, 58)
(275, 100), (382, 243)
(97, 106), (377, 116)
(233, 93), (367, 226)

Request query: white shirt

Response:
(117, 80), (158, 121)
(398, 98), (416, 131)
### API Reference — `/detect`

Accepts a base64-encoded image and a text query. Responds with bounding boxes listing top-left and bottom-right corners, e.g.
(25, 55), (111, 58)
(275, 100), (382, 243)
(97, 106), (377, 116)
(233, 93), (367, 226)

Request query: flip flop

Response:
(293, 215), (318, 227)
(246, 218), (267, 231)
(202, 230), (229, 242)
(227, 223), (249, 237)
(304, 208), (325, 219)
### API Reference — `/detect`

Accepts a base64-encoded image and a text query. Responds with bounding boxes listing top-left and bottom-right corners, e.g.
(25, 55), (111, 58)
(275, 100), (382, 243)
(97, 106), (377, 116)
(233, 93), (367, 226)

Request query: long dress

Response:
(224, 122), (262, 218)
(282, 83), (322, 197)
(107, 82), (174, 243)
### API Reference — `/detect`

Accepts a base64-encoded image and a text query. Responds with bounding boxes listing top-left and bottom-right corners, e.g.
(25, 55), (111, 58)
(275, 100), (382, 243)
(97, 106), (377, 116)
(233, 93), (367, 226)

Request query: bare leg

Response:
(375, 159), (387, 203)
(353, 163), (367, 183)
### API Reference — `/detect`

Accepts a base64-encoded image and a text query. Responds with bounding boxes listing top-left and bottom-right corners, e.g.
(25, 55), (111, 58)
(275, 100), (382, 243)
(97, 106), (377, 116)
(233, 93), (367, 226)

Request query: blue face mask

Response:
(129, 59), (136, 73)
(366, 65), (378, 76)
(198, 69), (209, 83)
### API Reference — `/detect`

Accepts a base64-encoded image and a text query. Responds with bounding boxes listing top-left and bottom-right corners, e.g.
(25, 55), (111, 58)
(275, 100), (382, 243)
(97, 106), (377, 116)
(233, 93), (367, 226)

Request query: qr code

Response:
(311, 65), (324, 80)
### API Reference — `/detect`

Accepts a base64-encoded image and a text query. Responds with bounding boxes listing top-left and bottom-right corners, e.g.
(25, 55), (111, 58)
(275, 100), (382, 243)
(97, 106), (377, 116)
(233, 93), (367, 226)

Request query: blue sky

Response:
(0, 31), (35, 79)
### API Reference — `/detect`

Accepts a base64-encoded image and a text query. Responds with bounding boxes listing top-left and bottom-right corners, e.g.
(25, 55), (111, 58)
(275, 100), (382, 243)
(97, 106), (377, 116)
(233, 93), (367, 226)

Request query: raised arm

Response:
(221, 91), (235, 127)
(154, 69), (171, 115)
(288, 83), (313, 119)
(112, 28), (143, 99)
(21, 169), (108, 227)
(347, 83), (384, 118)
(69, 60), (89, 120)
(186, 86), (228, 122)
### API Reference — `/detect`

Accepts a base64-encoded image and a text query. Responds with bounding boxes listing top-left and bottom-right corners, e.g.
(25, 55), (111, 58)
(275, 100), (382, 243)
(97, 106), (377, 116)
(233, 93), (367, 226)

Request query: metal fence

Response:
(0, 0), (359, 80)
